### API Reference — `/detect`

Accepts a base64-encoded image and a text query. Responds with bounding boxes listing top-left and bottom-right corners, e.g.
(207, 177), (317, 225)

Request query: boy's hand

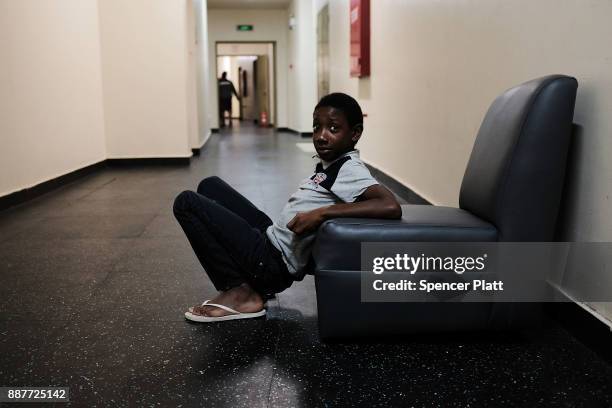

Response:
(286, 208), (327, 235)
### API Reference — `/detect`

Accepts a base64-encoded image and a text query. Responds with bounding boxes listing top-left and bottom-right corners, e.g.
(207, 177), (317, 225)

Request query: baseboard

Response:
(106, 157), (190, 167)
(545, 302), (612, 364)
(0, 157), (190, 212)
(2, 140), (425, 212)
(278, 128), (313, 138)
(365, 163), (431, 205)
(192, 132), (212, 157)
(0, 160), (106, 212)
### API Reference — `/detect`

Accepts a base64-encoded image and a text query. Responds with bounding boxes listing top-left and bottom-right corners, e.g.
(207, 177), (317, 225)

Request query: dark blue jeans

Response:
(173, 176), (293, 297)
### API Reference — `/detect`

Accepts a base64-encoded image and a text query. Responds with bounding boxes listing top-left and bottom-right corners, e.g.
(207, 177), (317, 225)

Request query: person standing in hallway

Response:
(218, 71), (240, 128)
(174, 93), (402, 322)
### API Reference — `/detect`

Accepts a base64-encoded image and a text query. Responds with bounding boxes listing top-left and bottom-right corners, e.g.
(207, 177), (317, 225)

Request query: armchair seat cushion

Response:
(312, 204), (498, 272)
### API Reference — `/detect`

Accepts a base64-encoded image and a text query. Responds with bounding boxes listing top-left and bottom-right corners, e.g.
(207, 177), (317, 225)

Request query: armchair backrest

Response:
(459, 75), (578, 241)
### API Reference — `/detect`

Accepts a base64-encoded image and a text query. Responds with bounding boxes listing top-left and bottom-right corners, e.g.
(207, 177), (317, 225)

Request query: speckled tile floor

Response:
(2, 123), (612, 407)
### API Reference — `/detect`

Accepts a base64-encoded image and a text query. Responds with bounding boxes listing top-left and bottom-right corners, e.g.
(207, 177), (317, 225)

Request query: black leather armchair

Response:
(311, 75), (578, 339)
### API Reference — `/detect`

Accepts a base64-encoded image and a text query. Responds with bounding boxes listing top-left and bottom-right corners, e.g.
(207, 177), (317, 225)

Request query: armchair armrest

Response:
(312, 204), (498, 271)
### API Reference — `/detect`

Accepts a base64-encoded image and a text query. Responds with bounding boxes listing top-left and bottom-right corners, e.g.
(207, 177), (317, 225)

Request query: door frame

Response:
(215, 41), (277, 128)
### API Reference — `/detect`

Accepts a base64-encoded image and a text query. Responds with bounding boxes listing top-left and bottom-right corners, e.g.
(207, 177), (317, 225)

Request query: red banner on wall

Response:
(350, 0), (370, 77)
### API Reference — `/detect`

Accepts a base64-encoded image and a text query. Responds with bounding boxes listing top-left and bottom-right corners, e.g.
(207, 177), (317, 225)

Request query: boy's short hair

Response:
(315, 93), (363, 129)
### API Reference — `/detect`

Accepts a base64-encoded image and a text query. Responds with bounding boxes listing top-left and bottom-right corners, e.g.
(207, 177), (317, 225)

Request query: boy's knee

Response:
(197, 176), (223, 195)
(173, 190), (197, 214)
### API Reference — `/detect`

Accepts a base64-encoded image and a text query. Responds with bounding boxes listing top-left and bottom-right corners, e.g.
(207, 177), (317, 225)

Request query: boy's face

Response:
(312, 106), (362, 162)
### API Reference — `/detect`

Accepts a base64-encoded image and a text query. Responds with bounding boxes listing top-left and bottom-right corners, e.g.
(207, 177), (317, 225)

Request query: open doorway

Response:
(216, 42), (276, 128)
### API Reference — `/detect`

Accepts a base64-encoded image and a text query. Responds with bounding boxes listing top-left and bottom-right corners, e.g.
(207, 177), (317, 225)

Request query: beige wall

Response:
(98, 0), (194, 158)
(288, 0), (318, 132)
(327, 0), (612, 211)
(324, 0), (612, 321)
(207, 8), (289, 128)
(0, 0), (107, 196)
(2, 0), (202, 196)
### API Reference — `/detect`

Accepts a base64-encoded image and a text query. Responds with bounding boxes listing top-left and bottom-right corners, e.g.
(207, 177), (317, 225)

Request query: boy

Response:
(173, 93), (402, 322)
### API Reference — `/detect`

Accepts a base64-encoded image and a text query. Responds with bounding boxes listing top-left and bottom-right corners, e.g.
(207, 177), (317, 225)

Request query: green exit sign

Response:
(236, 25), (253, 31)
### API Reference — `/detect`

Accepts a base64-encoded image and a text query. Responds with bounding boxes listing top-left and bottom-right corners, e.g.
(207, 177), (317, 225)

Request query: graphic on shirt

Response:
(309, 156), (351, 191)
(310, 172), (327, 186)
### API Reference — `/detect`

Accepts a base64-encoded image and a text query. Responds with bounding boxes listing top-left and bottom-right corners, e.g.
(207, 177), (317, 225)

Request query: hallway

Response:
(1, 126), (612, 407)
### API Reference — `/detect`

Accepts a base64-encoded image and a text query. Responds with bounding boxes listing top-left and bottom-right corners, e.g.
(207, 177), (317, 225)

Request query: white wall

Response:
(287, 0), (318, 132)
(0, 0), (107, 196)
(98, 0), (194, 158)
(325, 0), (612, 321)
(207, 8), (289, 128)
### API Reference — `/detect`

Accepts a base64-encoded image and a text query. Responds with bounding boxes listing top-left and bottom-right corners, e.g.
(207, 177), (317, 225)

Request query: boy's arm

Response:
(286, 184), (402, 235)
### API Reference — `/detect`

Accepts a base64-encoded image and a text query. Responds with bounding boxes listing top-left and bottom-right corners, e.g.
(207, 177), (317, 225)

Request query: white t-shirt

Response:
(266, 149), (379, 279)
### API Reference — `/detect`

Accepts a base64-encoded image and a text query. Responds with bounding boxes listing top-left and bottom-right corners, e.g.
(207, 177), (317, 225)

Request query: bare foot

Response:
(190, 283), (264, 317)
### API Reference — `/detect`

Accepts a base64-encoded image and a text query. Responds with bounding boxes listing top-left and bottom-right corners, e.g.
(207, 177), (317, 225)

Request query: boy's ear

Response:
(351, 124), (363, 143)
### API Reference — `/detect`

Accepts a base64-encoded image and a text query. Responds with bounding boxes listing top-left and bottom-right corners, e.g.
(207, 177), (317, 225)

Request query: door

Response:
(254, 55), (270, 124)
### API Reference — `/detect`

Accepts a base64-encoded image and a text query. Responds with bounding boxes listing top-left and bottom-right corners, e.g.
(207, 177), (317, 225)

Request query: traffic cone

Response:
(260, 111), (268, 127)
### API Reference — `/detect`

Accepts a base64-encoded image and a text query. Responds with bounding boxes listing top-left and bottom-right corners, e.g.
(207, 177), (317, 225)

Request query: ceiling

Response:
(207, 0), (291, 9)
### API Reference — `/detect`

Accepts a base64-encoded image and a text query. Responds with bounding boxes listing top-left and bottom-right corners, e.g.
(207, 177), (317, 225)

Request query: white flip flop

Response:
(185, 300), (266, 323)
